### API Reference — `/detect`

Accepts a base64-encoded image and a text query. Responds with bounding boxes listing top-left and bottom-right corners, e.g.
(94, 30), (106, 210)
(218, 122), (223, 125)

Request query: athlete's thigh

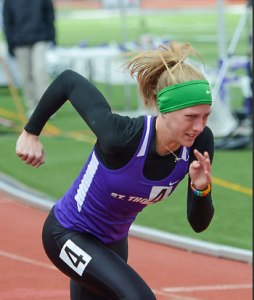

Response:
(42, 212), (155, 300)
(70, 235), (128, 300)
(64, 232), (155, 299)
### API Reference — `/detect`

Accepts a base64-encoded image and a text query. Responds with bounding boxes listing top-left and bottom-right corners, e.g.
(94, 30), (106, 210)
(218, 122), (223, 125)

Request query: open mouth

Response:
(186, 133), (196, 139)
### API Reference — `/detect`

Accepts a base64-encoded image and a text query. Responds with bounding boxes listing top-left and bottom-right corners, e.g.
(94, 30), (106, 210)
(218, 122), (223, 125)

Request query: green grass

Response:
(53, 11), (249, 66)
(1, 9), (248, 67)
(0, 134), (93, 198)
(135, 149), (252, 250)
(0, 8), (252, 250)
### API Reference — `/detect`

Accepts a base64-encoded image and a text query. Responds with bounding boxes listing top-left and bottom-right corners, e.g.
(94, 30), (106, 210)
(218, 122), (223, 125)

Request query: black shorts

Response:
(42, 207), (156, 300)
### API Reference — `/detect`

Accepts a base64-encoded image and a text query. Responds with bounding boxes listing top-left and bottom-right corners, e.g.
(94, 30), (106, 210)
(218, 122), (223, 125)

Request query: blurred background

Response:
(0, 0), (252, 251)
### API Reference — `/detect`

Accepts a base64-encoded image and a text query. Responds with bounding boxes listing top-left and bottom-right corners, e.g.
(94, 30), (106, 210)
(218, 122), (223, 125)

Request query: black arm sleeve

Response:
(186, 126), (215, 232)
(25, 70), (110, 135)
(187, 185), (214, 233)
(25, 70), (134, 154)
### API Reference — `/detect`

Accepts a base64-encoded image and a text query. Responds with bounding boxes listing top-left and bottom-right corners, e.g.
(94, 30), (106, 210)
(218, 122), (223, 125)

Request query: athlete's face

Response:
(163, 104), (212, 148)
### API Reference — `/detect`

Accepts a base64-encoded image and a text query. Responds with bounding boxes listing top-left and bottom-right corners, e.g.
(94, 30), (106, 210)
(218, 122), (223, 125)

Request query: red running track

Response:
(0, 193), (252, 300)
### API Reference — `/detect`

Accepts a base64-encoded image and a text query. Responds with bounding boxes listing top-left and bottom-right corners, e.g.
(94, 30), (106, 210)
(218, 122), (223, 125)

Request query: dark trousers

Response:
(42, 207), (156, 300)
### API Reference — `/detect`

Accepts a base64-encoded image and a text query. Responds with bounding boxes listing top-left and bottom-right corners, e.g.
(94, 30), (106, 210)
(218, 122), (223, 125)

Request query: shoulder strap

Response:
(180, 146), (190, 161)
(137, 115), (153, 157)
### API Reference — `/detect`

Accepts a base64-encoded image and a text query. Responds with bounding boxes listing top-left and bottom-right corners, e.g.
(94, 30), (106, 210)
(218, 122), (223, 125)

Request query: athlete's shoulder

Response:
(190, 126), (214, 162)
(99, 115), (145, 154)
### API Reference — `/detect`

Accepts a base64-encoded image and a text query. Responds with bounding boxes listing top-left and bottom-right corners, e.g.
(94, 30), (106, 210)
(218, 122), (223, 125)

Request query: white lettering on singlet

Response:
(75, 152), (99, 212)
(111, 185), (174, 205)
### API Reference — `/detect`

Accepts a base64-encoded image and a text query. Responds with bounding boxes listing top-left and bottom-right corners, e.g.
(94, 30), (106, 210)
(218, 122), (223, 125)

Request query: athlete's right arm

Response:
(16, 129), (45, 168)
(17, 70), (135, 167)
(25, 69), (113, 136)
(24, 69), (133, 153)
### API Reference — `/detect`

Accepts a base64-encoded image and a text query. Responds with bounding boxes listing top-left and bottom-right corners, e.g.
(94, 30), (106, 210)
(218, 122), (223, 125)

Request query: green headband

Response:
(157, 80), (212, 113)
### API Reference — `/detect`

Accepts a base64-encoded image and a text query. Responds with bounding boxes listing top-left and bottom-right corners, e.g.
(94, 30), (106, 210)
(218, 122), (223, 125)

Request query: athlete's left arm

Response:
(186, 126), (215, 233)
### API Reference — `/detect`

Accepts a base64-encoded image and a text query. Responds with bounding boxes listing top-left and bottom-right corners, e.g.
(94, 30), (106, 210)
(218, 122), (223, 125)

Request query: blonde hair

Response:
(123, 41), (207, 110)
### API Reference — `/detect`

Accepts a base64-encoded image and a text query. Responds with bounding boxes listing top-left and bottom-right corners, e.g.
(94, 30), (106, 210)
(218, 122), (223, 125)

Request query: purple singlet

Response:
(54, 115), (190, 244)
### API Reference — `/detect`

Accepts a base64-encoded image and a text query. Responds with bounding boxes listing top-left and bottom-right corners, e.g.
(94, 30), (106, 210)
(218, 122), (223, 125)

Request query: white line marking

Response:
(153, 289), (200, 300)
(162, 283), (252, 293)
(0, 250), (56, 270)
(0, 197), (12, 203)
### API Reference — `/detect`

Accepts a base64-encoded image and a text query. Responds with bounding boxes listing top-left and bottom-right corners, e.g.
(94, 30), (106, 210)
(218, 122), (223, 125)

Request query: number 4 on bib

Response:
(59, 239), (92, 276)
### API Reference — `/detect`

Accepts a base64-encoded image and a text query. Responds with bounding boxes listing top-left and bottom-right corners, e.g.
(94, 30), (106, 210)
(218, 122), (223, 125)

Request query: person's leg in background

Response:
(31, 41), (52, 107)
(14, 45), (36, 114)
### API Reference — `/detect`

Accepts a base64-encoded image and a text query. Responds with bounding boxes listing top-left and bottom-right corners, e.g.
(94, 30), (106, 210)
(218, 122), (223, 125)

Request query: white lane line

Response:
(162, 283), (252, 293)
(0, 197), (12, 203)
(0, 250), (56, 270)
(153, 289), (200, 300)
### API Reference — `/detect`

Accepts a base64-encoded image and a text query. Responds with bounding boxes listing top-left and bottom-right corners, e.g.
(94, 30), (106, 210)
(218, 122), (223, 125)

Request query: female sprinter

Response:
(15, 42), (214, 300)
